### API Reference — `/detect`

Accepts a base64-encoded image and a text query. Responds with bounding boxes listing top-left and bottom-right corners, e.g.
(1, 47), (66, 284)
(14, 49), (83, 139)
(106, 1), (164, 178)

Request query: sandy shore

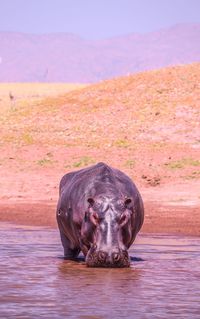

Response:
(1, 181), (199, 236)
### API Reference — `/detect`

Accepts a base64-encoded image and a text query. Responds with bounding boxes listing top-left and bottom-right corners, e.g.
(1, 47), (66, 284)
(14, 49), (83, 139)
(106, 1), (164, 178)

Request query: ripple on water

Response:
(0, 222), (200, 319)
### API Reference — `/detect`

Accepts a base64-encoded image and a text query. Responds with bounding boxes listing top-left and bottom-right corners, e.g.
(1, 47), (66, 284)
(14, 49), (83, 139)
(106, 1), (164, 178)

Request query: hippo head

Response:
(81, 195), (134, 267)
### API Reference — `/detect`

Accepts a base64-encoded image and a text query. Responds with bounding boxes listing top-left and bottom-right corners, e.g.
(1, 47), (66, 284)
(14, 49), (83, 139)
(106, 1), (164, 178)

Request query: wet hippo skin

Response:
(56, 162), (144, 267)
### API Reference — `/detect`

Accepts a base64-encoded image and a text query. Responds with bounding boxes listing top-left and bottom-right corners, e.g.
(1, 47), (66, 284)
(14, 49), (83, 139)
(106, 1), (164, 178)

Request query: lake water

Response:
(0, 222), (199, 319)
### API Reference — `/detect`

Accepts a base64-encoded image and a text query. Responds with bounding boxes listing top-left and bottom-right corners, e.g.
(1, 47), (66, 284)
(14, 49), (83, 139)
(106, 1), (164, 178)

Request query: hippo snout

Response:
(86, 249), (130, 268)
(112, 252), (121, 263)
(98, 251), (107, 262)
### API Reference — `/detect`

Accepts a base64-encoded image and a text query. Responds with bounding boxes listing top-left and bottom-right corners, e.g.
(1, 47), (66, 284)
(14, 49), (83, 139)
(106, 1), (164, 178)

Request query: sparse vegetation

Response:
(37, 158), (55, 166)
(114, 139), (131, 148)
(0, 83), (86, 102)
(124, 159), (135, 169)
(165, 158), (200, 169)
(0, 63), (199, 187)
(22, 133), (34, 145)
(36, 152), (56, 166)
(72, 156), (95, 168)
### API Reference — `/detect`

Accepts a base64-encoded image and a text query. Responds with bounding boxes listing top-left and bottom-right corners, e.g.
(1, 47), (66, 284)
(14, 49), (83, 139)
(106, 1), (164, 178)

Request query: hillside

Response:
(1, 62), (199, 183)
(0, 63), (200, 234)
(0, 24), (200, 82)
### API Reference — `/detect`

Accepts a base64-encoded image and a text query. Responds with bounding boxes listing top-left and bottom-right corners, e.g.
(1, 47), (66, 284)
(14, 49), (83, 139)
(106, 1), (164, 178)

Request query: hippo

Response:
(56, 162), (144, 267)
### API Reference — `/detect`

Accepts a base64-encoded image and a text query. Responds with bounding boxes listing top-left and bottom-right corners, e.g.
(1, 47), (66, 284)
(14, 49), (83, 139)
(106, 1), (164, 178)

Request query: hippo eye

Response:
(87, 198), (95, 206)
(124, 198), (132, 207)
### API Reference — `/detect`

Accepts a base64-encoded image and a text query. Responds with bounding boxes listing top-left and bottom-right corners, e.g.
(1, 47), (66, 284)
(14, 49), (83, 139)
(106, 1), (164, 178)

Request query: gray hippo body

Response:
(56, 162), (144, 267)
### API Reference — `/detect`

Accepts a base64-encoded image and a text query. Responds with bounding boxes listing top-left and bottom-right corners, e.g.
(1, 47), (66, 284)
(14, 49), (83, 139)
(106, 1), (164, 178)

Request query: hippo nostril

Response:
(112, 252), (121, 263)
(98, 251), (107, 262)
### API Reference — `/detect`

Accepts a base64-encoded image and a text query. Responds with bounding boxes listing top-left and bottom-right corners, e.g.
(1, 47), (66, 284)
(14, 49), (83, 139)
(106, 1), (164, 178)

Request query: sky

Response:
(0, 0), (199, 39)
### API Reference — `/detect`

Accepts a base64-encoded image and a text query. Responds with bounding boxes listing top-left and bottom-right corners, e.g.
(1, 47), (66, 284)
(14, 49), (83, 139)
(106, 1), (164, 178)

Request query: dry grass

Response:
(0, 63), (200, 186)
(0, 83), (86, 100)
(0, 83), (87, 115)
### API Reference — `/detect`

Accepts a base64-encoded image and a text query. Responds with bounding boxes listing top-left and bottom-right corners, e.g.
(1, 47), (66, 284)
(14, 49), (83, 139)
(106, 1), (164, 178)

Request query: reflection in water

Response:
(0, 223), (200, 318)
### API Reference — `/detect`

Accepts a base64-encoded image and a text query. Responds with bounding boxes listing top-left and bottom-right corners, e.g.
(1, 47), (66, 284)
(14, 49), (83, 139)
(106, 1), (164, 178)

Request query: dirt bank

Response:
(0, 180), (199, 236)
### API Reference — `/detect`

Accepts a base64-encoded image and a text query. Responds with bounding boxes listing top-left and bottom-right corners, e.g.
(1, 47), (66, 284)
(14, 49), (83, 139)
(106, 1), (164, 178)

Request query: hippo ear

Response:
(87, 197), (95, 206)
(124, 197), (132, 207)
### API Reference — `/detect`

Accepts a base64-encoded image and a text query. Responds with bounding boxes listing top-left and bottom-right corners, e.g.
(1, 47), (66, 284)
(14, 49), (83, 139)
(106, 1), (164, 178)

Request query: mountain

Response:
(0, 24), (200, 82)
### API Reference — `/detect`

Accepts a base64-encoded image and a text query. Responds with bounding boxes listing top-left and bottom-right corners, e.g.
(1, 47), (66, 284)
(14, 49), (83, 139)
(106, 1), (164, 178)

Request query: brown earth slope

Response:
(0, 63), (200, 235)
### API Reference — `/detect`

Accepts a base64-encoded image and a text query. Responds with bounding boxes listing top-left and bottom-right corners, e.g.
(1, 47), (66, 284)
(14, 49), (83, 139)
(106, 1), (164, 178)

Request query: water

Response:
(0, 222), (199, 319)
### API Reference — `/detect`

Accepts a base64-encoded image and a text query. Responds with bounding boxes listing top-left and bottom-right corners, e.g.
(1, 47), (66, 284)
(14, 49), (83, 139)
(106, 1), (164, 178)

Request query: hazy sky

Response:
(0, 0), (200, 39)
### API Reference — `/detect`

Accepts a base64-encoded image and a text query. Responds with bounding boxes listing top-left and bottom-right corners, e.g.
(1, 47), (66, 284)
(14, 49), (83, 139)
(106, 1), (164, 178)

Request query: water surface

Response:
(0, 222), (199, 318)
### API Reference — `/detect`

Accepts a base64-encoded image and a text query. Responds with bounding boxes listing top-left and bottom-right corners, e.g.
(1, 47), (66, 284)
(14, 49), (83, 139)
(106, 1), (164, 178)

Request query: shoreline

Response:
(0, 200), (199, 237)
